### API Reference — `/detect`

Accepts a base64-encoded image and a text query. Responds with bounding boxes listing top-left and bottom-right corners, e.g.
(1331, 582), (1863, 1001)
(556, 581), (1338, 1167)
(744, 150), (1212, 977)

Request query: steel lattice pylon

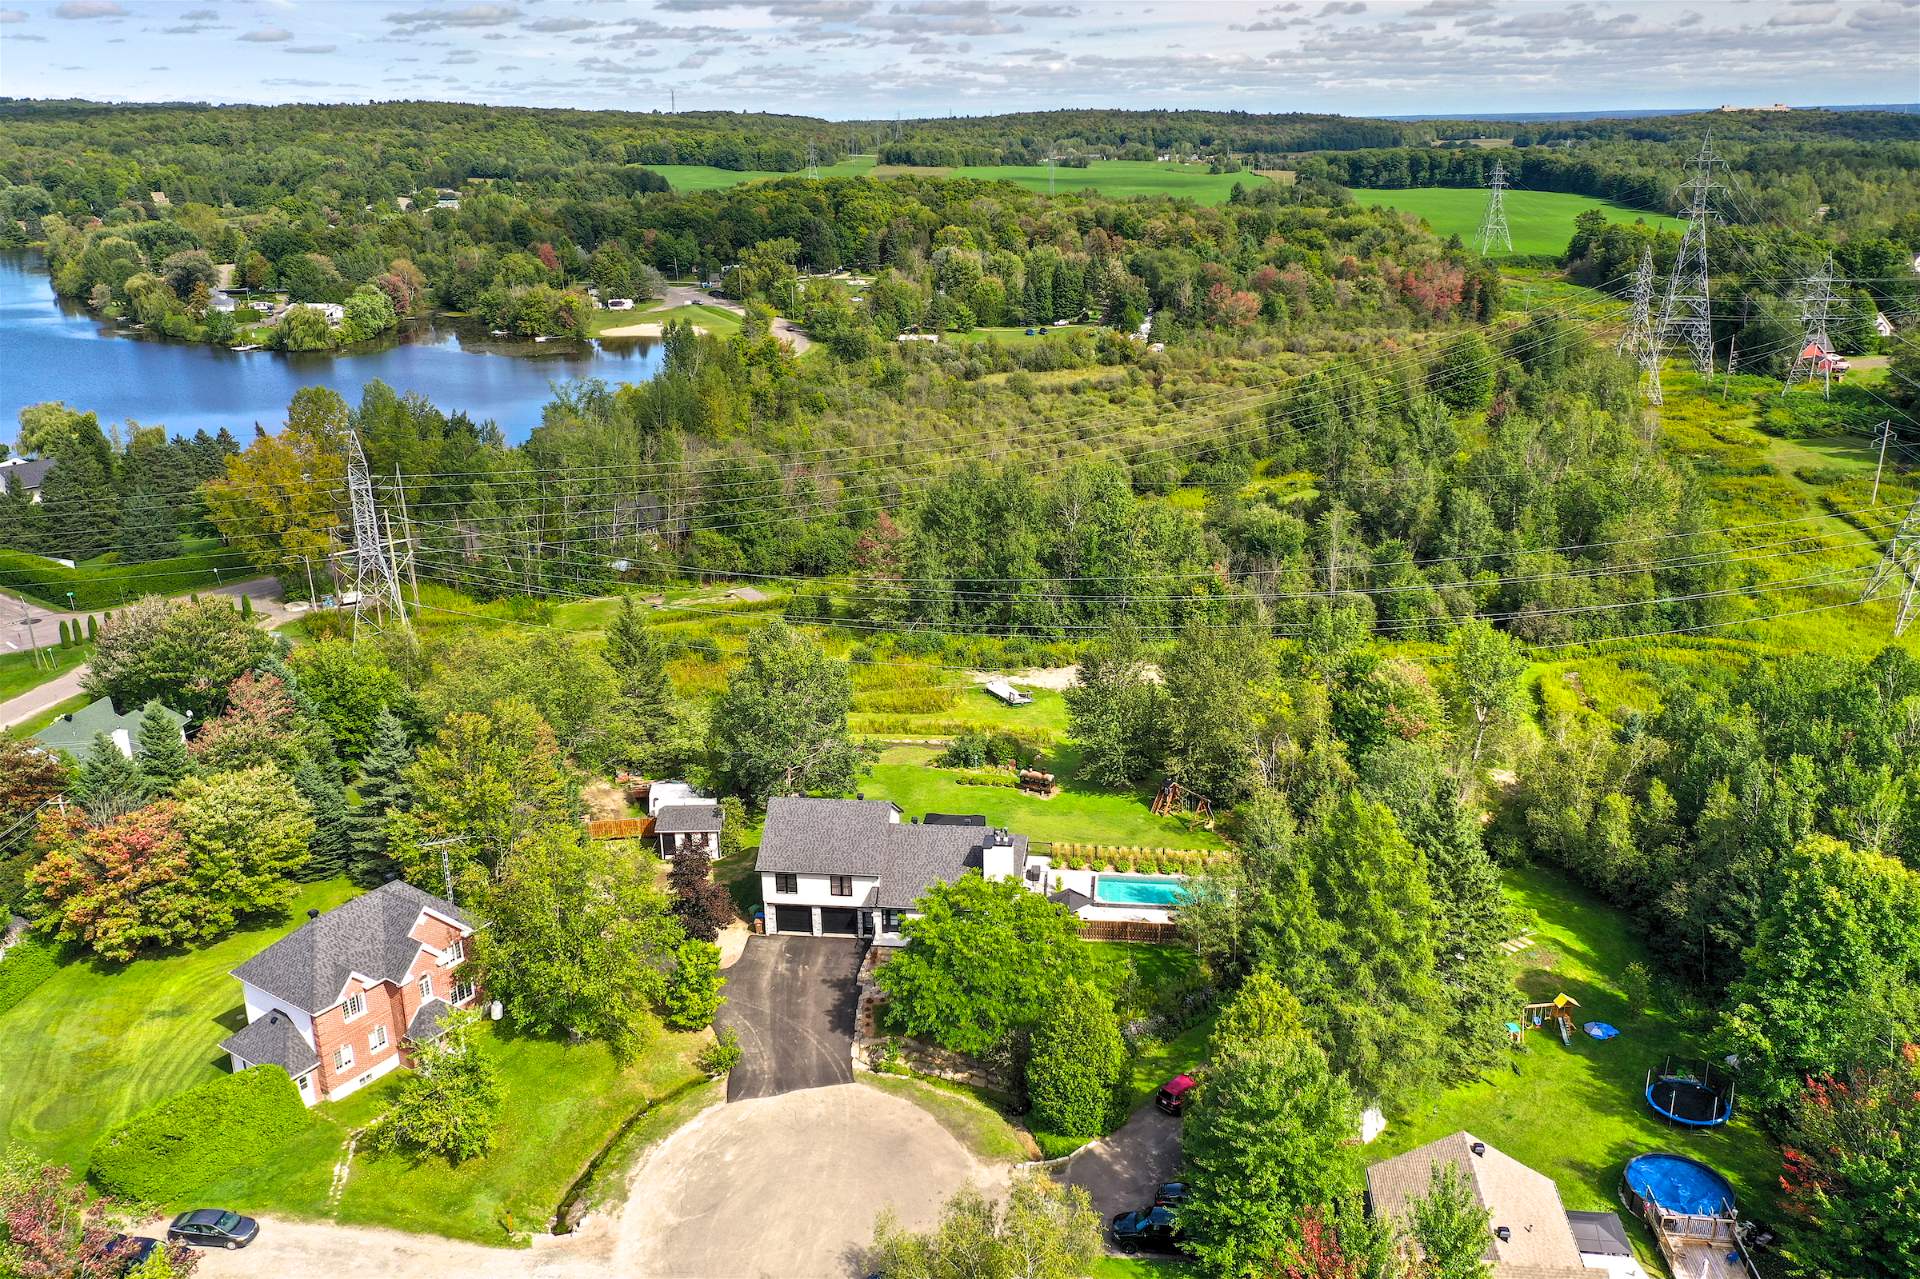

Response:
(346, 429), (410, 638)
(1476, 160), (1513, 256)
(1618, 246), (1663, 405)
(1658, 133), (1722, 376)
(1782, 253), (1837, 398)
(1865, 496), (1920, 635)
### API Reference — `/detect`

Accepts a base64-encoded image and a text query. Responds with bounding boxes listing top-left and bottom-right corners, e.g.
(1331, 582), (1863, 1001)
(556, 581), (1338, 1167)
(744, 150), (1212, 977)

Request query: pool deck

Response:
(1657, 1234), (1752, 1279)
(1049, 867), (1183, 924)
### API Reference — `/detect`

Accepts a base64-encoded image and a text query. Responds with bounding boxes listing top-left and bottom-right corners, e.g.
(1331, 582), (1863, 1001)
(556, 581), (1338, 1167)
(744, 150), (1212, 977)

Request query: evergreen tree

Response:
(293, 757), (351, 882)
(134, 700), (193, 797)
(85, 615), (97, 642)
(71, 733), (143, 821)
(348, 709), (413, 883)
(116, 490), (177, 564)
(1025, 979), (1126, 1138)
(1064, 620), (1166, 789)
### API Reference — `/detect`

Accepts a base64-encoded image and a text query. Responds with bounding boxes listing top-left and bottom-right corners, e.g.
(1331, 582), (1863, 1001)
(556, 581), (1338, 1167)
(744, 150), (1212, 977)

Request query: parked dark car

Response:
(102, 1235), (160, 1274)
(167, 1209), (259, 1250)
(1153, 1181), (1190, 1208)
(1110, 1206), (1184, 1254)
(1155, 1073), (1196, 1116)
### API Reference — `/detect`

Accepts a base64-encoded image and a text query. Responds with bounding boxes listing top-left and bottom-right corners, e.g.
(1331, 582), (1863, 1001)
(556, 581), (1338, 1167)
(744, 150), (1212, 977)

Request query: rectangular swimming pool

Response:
(1094, 873), (1190, 907)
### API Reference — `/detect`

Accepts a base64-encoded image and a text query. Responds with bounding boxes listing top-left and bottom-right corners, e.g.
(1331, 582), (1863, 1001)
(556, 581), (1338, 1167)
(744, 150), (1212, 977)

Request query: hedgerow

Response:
(0, 935), (62, 1018)
(89, 1065), (310, 1199)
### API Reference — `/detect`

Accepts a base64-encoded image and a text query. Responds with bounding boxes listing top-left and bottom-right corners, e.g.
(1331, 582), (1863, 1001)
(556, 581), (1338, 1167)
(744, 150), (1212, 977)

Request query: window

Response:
(446, 939), (465, 965)
(453, 979), (477, 1004)
(829, 875), (853, 897)
(341, 993), (365, 1022)
(368, 1025), (388, 1053)
(774, 873), (797, 894)
(882, 909), (907, 933)
(333, 1044), (354, 1071)
(418, 974), (433, 1000)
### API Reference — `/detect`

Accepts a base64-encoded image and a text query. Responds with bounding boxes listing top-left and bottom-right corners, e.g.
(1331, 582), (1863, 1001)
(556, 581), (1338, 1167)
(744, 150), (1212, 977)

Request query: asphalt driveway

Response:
(1056, 1102), (1184, 1220)
(718, 935), (861, 1100)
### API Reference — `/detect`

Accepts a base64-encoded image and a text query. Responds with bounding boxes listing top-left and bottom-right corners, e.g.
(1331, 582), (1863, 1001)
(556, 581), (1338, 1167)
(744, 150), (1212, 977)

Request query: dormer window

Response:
(341, 993), (365, 1022)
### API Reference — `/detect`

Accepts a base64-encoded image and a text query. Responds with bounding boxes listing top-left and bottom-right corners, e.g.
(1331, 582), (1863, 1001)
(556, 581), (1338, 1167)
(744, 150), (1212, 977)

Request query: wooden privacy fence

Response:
(586, 817), (652, 840)
(1078, 918), (1182, 943)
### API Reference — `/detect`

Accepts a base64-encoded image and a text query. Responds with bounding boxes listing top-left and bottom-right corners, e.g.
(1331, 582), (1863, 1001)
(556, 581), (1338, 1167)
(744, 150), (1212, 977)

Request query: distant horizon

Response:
(0, 1), (1911, 119)
(3, 96), (1916, 127)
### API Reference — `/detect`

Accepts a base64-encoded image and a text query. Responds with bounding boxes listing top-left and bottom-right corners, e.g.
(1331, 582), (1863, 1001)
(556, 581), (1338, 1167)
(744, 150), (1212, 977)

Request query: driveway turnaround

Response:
(179, 1084), (1003, 1279)
(1056, 1102), (1183, 1220)
(718, 935), (861, 1100)
(617, 1082), (1005, 1278)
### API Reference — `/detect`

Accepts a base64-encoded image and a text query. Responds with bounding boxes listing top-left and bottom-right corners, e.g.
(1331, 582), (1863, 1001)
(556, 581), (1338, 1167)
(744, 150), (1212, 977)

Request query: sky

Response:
(0, 0), (1914, 120)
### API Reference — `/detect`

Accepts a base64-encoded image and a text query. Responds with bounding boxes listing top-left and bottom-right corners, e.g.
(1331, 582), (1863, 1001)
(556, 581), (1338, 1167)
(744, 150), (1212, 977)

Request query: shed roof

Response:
(232, 881), (473, 1015)
(32, 698), (183, 759)
(655, 802), (724, 834)
(1366, 1132), (1586, 1279)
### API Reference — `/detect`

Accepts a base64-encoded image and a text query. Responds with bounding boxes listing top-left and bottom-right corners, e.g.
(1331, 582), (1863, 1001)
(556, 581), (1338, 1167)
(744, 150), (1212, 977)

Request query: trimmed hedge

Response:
(0, 545), (242, 611)
(90, 1065), (310, 1199)
(0, 934), (62, 1018)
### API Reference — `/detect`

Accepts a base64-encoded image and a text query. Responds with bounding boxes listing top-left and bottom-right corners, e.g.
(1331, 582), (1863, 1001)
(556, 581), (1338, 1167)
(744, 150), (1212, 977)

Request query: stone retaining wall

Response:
(851, 945), (1015, 1092)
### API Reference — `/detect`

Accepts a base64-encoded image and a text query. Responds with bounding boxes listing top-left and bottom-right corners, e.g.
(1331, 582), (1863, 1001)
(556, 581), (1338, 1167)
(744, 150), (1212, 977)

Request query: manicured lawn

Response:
(0, 879), (361, 1169)
(0, 642), (89, 702)
(0, 875), (712, 1245)
(1346, 187), (1685, 256)
(862, 745), (1225, 849)
(1372, 863), (1781, 1233)
(859, 1073), (1036, 1162)
(948, 160), (1268, 205)
(643, 155), (875, 191)
(942, 323), (1104, 346)
(850, 675), (1072, 742)
(189, 1017), (711, 1244)
(1089, 1258), (1193, 1279)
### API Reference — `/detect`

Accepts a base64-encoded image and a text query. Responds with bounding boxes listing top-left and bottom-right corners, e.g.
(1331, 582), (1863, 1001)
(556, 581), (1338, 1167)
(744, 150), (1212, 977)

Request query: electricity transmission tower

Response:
(1617, 246), (1663, 404)
(805, 141), (820, 181)
(1865, 496), (1920, 635)
(345, 430), (410, 639)
(1782, 253), (1837, 398)
(1657, 133), (1722, 375)
(1475, 160), (1512, 256)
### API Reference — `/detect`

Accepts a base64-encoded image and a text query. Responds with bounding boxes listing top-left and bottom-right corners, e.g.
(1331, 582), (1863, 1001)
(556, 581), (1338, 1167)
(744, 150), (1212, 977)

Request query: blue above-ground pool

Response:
(1093, 874), (1190, 907)
(1623, 1152), (1736, 1217)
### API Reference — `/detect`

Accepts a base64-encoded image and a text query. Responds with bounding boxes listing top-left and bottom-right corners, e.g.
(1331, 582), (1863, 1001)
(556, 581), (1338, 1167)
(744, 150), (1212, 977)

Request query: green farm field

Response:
(1346, 186), (1685, 256)
(643, 156), (1264, 205)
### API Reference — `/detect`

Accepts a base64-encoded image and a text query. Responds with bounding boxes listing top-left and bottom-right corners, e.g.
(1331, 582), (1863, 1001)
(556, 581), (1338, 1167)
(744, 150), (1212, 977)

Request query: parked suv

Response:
(1110, 1206), (1184, 1254)
(1155, 1073), (1196, 1115)
(167, 1209), (258, 1250)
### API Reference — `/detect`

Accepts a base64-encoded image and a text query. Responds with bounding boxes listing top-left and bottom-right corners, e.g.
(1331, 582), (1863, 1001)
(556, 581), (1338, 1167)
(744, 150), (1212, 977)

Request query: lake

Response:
(0, 253), (664, 446)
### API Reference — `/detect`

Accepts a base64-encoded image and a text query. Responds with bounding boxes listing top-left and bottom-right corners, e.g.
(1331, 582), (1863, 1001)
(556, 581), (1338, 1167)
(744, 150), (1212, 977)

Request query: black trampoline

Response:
(1646, 1061), (1734, 1127)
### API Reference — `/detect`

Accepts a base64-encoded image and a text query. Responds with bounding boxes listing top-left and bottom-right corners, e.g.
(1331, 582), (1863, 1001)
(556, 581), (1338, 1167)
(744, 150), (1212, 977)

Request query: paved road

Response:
(0, 580), (293, 731)
(718, 935), (861, 1101)
(1056, 1102), (1183, 1221)
(172, 1084), (1000, 1279)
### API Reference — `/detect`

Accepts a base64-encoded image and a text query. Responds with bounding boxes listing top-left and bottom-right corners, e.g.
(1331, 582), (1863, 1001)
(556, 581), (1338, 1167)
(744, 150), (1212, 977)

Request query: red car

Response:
(1155, 1073), (1197, 1116)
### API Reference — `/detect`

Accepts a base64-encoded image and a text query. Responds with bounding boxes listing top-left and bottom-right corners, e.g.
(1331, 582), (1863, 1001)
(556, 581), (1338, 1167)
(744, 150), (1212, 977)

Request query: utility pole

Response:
(1721, 338), (1738, 400)
(345, 430), (409, 639)
(1475, 159), (1513, 256)
(1657, 132), (1722, 376)
(1872, 420), (1894, 504)
(1782, 252), (1837, 399)
(1865, 495), (1920, 635)
(1618, 246), (1663, 405)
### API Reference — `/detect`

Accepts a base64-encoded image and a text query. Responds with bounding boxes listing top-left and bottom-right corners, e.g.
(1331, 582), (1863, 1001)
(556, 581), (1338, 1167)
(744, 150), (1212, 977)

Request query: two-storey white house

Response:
(756, 798), (1049, 943)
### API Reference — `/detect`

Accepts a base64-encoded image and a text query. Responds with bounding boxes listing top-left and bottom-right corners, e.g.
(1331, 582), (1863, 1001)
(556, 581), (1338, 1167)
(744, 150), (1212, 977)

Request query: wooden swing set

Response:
(1151, 780), (1214, 823)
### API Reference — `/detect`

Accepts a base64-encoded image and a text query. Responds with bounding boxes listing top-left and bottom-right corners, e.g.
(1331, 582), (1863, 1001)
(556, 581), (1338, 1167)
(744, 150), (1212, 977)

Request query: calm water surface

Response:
(0, 252), (663, 445)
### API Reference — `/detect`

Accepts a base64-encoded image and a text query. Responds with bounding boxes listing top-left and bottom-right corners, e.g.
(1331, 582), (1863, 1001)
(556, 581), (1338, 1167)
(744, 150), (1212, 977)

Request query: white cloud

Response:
(286, 42), (337, 53)
(0, 8), (26, 23)
(54, 0), (127, 17)
(385, 3), (520, 30)
(238, 26), (294, 42)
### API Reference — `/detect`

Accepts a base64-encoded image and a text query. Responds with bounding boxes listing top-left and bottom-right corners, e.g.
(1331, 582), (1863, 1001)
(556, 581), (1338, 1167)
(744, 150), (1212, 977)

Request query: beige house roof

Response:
(1366, 1131), (1587, 1279)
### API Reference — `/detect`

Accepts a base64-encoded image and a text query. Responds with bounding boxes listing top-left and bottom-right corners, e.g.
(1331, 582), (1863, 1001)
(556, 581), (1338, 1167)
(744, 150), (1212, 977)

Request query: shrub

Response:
(938, 730), (991, 768)
(952, 769), (1017, 788)
(363, 1009), (502, 1163)
(662, 939), (725, 1030)
(1026, 980), (1126, 1138)
(90, 1066), (309, 1199)
(0, 936), (62, 1018)
(697, 1027), (743, 1077)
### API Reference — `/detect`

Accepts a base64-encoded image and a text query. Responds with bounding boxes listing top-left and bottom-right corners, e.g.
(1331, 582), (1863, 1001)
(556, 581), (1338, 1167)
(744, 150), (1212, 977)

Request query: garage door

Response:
(818, 907), (860, 936)
(773, 904), (814, 935)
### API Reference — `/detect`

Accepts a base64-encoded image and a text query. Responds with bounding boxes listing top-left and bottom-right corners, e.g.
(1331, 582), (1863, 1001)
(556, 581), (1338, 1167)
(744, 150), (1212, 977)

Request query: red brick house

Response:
(220, 881), (480, 1105)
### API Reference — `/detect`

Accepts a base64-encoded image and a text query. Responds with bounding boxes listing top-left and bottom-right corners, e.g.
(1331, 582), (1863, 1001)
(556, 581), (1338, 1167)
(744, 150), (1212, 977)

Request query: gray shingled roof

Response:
(1366, 1132), (1586, 1279)
(232, 881), (473, 1015)
(655, 802), (724, 834)
(756, 797), (1029, 911)
(407, 997), (453, 1041)
(32, 698), (184, 760)
(0, 458), (54, 492)
(219, 1009), (320, 1075)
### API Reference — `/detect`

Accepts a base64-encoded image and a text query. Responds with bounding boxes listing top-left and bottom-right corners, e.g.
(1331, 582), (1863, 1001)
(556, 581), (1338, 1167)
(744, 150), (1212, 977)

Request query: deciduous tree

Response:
(364, 1008), (503, 1163)
(662, 939), (725, 1030)
(870, 1172), (1101, 1279)
(1408, 1164), (1491, 1279)
(708, 622), (866, 804)
(1025, 979), (1125, 1138)
(84, 596), (273, 722)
